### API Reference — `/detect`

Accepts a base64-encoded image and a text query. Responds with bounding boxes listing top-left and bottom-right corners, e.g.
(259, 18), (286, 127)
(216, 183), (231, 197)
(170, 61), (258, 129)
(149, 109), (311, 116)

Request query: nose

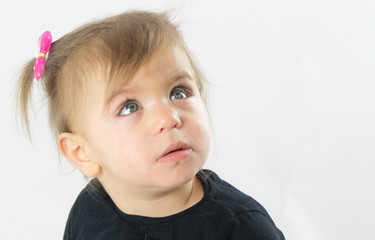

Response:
(149, 102), (182, 135)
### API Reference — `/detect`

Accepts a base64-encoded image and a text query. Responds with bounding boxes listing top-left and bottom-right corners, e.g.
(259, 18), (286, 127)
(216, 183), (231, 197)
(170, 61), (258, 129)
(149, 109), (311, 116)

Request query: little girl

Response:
(17, 10), (285, 240)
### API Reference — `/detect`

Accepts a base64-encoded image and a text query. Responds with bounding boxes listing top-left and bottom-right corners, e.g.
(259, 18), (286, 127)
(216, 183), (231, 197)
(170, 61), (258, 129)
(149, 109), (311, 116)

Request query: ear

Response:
(58, 132), (101, 177)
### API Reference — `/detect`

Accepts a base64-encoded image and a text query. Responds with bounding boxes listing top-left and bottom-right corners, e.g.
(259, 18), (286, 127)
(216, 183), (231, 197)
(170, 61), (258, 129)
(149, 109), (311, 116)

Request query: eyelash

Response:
(173, 84), (193, 97)
(116, 84), (193, 116)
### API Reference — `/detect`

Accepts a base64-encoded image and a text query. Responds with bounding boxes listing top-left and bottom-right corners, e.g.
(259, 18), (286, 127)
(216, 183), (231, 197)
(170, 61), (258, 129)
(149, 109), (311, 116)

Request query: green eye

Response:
(170, 89), (187, 100)
(119, 102), (139, 115)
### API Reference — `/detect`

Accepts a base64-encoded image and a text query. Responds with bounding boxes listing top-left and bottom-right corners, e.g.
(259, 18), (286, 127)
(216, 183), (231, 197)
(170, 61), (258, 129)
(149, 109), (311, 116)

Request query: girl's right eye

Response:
(118, 101), (139, 116)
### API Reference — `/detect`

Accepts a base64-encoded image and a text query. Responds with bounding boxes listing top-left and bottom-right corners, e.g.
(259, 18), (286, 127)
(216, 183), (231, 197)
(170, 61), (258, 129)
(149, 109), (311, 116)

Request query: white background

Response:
(1, 0), (375, 239)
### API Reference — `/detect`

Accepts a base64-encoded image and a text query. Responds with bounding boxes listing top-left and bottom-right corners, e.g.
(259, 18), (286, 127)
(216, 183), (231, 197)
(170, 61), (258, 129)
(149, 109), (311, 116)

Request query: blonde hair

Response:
(17, 10), (207, 140)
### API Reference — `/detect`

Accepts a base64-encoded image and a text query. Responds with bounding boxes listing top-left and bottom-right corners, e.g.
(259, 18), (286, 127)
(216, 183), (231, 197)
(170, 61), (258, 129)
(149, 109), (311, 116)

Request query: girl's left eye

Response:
(170, 88), (187, 100)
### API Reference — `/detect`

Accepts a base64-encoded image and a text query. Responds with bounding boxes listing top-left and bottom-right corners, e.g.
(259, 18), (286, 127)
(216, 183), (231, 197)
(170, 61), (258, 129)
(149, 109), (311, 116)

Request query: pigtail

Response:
(16, 58), (37, 140)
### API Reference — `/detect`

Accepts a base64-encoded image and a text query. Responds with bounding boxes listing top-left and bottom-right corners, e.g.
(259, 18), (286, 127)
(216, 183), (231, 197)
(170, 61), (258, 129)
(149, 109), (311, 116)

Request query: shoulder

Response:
(201, 169), (285, 240)
(202, 169), (269, 215)
(68, 179), (115, 218)
(64, 179), (121, 240)
(224, 210), (285, 240)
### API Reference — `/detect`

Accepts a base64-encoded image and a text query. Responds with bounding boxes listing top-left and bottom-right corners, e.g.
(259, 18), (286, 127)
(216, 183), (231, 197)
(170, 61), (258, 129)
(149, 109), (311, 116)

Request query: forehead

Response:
(130, 46), (192, 84)
(104, 45), (194, 103)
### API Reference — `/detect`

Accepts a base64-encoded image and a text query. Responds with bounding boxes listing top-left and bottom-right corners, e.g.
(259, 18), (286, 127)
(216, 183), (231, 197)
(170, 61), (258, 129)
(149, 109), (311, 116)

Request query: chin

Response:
(156, 166), (200, 190)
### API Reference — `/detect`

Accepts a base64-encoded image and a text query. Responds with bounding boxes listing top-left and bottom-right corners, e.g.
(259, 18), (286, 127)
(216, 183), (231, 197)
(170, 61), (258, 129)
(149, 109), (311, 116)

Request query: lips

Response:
(158, 141), (193, 163)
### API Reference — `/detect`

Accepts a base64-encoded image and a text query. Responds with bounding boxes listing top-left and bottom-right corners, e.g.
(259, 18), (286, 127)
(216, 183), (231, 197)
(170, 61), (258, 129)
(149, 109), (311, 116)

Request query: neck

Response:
(101, 176), (204, 217)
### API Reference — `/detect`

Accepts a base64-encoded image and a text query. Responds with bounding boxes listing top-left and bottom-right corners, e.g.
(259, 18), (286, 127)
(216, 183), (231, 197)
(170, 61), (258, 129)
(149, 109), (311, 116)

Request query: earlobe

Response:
(58, 132), (101, 177)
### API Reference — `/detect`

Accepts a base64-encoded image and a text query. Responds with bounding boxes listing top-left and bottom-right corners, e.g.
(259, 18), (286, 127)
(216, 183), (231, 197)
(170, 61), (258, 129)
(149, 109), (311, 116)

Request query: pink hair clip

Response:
(168, 21), (177, 29)
(34, 31), (52, 81)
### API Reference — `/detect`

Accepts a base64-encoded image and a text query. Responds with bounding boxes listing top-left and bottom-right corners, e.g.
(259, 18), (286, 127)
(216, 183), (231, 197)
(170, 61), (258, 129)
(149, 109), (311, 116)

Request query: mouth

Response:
(158, 141), (193, 163)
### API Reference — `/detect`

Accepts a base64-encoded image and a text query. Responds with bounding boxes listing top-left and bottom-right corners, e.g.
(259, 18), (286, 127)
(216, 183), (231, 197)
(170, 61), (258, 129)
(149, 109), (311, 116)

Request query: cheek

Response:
(82, 119), (126, 164)
(195, 117), (211, 149)
(188, 102), (211, 153)
(101, 125), (152, 167)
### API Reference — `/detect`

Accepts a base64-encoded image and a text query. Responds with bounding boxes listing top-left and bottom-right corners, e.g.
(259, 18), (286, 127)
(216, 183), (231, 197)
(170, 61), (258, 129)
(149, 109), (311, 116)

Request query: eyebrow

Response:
(105, 87), (134, 107)
(168, 70), (194, 84)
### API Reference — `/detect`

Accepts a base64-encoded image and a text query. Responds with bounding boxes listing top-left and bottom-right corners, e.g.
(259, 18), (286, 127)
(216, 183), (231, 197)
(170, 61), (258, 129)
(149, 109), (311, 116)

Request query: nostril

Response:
(151, 105), (182, 135)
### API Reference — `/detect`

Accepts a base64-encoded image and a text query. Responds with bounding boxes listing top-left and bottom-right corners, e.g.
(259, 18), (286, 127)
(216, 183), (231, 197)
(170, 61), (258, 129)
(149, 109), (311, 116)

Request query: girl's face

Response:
(81, 45), (210, 194)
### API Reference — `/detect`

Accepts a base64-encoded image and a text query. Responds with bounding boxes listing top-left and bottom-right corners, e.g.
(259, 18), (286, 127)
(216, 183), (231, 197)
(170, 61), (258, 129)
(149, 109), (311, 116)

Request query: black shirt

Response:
(64, 169), (285, 240)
